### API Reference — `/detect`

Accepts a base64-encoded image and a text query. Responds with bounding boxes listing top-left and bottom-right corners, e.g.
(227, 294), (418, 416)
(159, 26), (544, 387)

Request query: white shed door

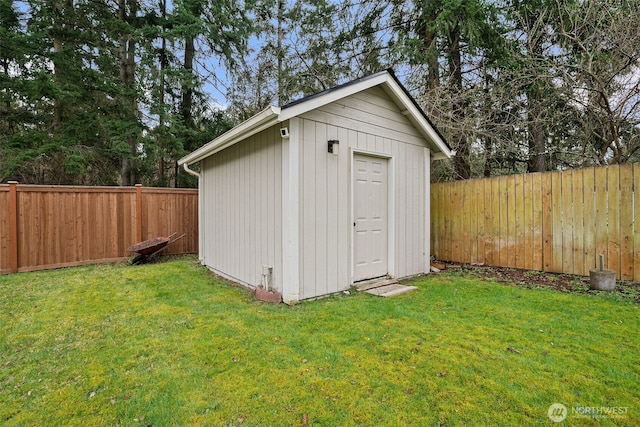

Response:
(353, 154), (388, 282)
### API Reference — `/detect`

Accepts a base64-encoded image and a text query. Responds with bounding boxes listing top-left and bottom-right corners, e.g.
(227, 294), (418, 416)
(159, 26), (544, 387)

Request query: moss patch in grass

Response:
(1, 257), (638, 425)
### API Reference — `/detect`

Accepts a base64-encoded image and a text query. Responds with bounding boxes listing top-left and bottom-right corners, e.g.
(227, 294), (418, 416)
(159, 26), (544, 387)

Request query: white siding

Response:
(298, 118), (350, 299)
(298, 87), (428, 299)
(200, 124), (283, 291)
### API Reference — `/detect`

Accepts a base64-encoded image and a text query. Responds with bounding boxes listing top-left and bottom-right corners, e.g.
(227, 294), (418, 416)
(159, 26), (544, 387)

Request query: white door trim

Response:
(349, 148), (395, 285)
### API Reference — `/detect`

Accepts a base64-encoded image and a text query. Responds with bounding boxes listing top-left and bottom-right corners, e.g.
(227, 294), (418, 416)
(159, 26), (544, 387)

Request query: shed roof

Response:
(179, 69), (453, 166)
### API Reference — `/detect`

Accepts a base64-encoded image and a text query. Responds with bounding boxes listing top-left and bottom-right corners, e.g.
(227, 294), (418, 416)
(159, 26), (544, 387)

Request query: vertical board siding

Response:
(298, 87), (428, 299)
(200, 124), (283, 291)
(431, 164), (638, 280)
(0, 185), (197, 273)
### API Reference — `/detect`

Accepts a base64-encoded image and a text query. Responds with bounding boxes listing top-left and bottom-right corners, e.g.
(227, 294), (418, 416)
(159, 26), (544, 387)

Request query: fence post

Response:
(135, 184), (143, 243)
(8, 181), (18, 273)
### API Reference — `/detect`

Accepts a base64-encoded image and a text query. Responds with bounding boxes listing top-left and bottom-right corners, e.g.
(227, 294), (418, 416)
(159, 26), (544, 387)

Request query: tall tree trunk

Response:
(178, 0), (205, 187)
(527, 115), (546, 172)
(277, 0), (284, 105)
(182, 35), (194, 129)
(482, 64), (493, 177)
(526, 36), (547, 172)
(448, 25), (471, 180)
(178, 31), (195, 188)
(52, 1), (68, 132)
(423, 9), (440, 92)
(158, 0), (167, 186)
(118, 0), (138, 186)
(181, 0), (202, 131)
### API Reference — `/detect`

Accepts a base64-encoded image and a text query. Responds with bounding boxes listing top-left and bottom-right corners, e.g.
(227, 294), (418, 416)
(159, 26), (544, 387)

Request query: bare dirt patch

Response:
(434, 262), (640, 303)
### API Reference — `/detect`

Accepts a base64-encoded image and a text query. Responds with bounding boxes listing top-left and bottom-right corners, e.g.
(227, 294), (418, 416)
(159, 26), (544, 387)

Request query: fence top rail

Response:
(0, 184), (198, 194)
(430, 164), (636, 187)
(140, 187), (198, 195)
(431, 170), (556, 186)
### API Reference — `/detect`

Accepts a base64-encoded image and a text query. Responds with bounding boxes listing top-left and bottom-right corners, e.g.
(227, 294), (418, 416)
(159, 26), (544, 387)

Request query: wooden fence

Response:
(431, 163), (639, 281)
(1, 183), (198, 274)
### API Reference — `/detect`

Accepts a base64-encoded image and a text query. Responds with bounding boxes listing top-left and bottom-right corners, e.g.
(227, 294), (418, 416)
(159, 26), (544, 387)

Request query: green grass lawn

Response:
(1, 257), (638, 426)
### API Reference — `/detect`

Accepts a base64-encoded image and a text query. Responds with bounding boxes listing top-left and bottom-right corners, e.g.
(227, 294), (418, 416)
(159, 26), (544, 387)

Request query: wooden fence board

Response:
(550, 171), (563, 273)
(451, 181), (462, 262)
(594, 167), (609, 271)
(572, 169), (585, 276)
(0, 184), (198, 274)
(607, 165), (621, 278)
(498, 176), (504, 266)
(436, 183), (445, 260)
(498, 176), (508, 267)
(484, 177), (493, 265)
(442, 183), (452, 261)
(436, 184), (444, 261)
(461, 181), (471, 263)
(459, 181), (469, 263)
(430, 163), (639, 279)
(506, 175), (515, 267)
(489, 177), (500, 266)
(95, 193), (106, 260)
(457, 180), (466, 263)
(542, 172), (553, 272)
(430, 185), (438, 259)
(561, 170), (574, 275)
(582, 168), (597, 273)
(634, 164), (640, 281)
(0, 188), (9, 273)
(476, 178), (486, 264)
(620, 164), (634, 280)
(522, 173), (533, 270)
(439, 183), (449, 260)
(436, 184), (444, 260)
(514, 174), (525, 269)
(458, 182), (473, 261)
(531, 173), (543, 271)
(469, 179), (479, 264)
(481, 177), (491, 265)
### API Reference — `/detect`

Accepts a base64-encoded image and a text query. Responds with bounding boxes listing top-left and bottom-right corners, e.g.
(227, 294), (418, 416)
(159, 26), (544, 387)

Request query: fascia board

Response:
(277, 73), (389, 122)
(382, 76), (453, 158)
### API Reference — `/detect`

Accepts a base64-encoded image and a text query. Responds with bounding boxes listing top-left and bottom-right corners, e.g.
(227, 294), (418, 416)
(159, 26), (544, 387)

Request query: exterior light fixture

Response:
(328, 140), (339, 155)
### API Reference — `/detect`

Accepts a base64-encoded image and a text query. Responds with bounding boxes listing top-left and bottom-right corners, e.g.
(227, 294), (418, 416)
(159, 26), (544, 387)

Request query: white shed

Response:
(178, 69), (452, 303)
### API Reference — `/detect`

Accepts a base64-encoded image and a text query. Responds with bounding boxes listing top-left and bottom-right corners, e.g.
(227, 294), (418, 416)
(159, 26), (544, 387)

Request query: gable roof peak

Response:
(178, 69), (452, 166)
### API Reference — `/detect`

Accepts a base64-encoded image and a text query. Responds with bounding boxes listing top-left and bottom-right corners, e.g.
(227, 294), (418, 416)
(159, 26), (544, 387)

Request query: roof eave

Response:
(278, 72), (389, 122)
(178, 106), (281, 166)
(380, 73), (453, 158)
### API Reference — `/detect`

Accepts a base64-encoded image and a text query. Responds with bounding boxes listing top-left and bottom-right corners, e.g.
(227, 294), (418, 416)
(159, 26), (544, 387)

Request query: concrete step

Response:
(356, 278), (398, 291)
(364, 283), (418, 297)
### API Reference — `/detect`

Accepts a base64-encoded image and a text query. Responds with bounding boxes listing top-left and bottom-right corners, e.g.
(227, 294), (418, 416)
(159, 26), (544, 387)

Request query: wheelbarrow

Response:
(127, 232), (186, 265)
